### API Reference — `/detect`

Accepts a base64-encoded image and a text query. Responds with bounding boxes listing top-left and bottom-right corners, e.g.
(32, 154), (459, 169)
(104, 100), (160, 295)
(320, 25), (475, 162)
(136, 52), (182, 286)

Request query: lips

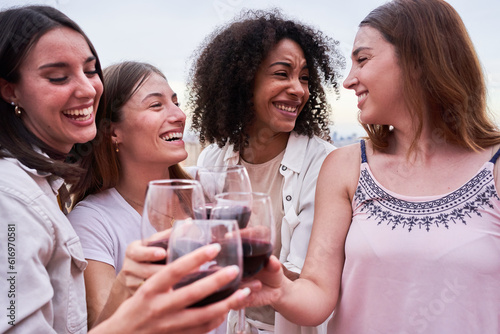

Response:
(62, 106), (93, 121)
(160, 131), (183, 142)
(273, 102), (299, 113)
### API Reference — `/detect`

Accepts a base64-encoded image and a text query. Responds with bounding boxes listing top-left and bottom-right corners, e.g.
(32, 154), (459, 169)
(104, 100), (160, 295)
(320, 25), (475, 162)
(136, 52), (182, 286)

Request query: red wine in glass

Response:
(174, 268), (239, 308)
(212, 204), (251, 229)
(241, 238), (273, 278)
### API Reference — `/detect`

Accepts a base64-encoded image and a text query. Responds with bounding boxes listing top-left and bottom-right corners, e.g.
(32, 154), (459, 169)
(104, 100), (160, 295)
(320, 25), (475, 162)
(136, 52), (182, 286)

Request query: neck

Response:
(116, 162), (171, 212)
(241, 131), (289, 164)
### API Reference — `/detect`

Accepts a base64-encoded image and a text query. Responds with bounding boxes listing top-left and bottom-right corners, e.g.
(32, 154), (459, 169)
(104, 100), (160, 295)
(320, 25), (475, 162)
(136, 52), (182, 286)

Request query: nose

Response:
(167, 104), (186, 123)
(74, 72), (98, 99)
(288, 77), (306, 98)
(343, 67), (358, 90)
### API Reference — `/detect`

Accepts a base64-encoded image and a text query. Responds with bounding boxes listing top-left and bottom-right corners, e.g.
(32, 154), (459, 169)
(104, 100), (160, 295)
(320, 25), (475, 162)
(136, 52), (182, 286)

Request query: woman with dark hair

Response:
(0, 7), (249, 333)
(248, 0), (500, 333)
(69, 60), (240, 329)
(188, 8), (344, 333)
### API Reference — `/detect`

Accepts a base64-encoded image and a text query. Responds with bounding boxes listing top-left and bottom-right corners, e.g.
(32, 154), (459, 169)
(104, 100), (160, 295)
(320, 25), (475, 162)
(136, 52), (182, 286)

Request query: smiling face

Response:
(251, 38), (310, 137)
(7, 27), (103, 153)
(343, 26), (407, 126)
(112, 72), (187, 169)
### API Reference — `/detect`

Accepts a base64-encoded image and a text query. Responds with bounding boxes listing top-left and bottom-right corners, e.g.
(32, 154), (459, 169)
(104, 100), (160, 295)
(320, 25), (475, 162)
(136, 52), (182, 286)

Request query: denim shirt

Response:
(0, 157), (87, 333)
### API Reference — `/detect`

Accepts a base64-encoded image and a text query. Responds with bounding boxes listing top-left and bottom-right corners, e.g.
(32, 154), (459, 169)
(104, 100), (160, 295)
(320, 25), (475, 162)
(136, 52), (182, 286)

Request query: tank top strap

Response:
(489, 146), (500, 164)
(360, 139), (367, 163)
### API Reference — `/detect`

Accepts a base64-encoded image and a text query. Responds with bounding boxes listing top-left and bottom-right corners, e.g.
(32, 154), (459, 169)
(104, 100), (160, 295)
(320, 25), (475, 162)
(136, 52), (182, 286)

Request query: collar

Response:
(223, 132), (309, 173)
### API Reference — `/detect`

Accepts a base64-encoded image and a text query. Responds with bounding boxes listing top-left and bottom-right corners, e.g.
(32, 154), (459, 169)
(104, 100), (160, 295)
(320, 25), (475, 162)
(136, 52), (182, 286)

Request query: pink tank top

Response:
(327, 140), (500, 333)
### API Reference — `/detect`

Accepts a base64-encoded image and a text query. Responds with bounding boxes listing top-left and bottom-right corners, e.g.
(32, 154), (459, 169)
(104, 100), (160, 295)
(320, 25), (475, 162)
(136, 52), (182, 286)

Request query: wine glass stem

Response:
(236, 308), (245, 334)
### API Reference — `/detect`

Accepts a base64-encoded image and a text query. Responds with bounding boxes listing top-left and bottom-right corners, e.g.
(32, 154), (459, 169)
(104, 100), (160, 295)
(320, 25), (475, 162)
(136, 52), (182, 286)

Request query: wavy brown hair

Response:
(71, 61), (190, 204)
(360, 0), (500, 152)
(0, 5), (103, 183)
(188, 9), (345, 151)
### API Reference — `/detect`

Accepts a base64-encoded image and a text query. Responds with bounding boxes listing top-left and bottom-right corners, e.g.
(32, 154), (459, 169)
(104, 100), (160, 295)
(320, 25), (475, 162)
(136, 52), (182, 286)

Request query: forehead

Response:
(351, 26), (395, 56)
(353, 26), (387, 48)
(130, 73), (172, 99)
(21, 27), (92, 70)
(264, 38), (307, 64)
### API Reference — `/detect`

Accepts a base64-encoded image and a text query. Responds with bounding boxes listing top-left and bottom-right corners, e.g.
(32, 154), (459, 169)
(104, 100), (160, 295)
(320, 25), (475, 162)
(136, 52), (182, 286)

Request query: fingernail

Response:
(239, 287), (251, 298)
(226, 265), (240, 277)
(154, 249), (166, 257)
(206, 243), (221, 256)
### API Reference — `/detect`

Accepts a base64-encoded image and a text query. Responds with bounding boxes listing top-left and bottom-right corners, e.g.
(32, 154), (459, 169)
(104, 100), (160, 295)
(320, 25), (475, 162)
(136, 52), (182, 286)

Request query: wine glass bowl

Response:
(168, 219), (243, 308)
(214, 192), (274, 278)
(194, 166), (252, 218)
(140, 179), (206, 264)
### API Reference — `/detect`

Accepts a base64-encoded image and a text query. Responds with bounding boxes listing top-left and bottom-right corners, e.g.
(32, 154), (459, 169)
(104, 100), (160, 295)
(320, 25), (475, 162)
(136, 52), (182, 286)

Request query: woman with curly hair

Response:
(188, 9), (345, 334)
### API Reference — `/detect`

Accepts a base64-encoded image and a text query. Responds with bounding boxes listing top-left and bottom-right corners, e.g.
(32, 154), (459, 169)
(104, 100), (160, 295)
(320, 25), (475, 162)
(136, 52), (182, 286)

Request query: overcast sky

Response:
(2, 0), (499, 134)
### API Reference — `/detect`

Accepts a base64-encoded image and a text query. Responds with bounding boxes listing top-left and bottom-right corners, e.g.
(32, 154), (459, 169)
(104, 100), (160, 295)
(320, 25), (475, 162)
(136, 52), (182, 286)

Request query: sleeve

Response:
(68, 204), (116, 268)
(0, 193), (57, 333)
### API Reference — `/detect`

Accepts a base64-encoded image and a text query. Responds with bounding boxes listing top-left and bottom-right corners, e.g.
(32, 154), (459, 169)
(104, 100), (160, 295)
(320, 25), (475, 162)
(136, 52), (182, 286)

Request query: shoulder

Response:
(0, 158), (44, 203)
(287, 133), (335, 160)
(319, 142), (362, 193)
(68, 189), (120, 227)
(198, 143), (234, 166)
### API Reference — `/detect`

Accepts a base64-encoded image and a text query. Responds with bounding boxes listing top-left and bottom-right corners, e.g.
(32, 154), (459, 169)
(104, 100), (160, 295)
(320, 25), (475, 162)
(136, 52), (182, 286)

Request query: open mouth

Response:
(62, 106), (92, 121)
(161, 132), (183, 142)
(274, 103), (298, 113)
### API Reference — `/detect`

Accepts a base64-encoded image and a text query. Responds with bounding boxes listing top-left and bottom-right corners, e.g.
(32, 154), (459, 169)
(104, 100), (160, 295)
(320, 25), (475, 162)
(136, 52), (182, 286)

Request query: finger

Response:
(122, 257), (164, 282)
(141, 243), (222, 294)
(146, 228), (172, 243)
(161, 264), (241, 309)
(125, 239), (167, 263)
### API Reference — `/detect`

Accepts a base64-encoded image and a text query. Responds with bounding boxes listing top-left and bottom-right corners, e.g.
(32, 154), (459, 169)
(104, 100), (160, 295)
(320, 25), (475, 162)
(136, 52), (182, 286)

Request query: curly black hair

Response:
(187, 8), (345, 151)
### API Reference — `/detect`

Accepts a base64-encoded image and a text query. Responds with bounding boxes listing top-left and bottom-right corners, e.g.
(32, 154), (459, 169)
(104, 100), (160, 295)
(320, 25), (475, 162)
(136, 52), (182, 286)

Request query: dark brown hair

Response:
(0, 5), (104, 182)
(360, 0), (500, 152)
(188, 8), (345, 151)
(71, 61), (190, 204)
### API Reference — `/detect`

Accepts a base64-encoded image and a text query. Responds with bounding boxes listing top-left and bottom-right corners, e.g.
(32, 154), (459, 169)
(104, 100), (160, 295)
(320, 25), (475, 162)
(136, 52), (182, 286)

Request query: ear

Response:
(110, 124), (122, 144)
(0, 78), (17, 105)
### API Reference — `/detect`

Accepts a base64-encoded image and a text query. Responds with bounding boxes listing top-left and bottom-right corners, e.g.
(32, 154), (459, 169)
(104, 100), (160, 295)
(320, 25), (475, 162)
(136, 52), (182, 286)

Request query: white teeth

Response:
(62, 106), (93, 121)
(358, 93), (368, 102)
(161, 132), (183, 141)
(274, 103), (297, 113)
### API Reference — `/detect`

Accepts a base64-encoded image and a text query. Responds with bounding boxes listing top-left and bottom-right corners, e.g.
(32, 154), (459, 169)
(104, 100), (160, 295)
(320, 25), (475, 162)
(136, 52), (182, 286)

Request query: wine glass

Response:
(194, 165), (252, 219)
(168, 219), (243, 308)
(140, 179), (206, 264)
(213, 192), (275, 334)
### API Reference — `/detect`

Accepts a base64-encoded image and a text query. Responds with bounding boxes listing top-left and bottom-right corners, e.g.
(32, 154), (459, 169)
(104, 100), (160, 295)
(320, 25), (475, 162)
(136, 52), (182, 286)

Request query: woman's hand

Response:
(92, 243), (253, 334)
(241, 255), (285, 309)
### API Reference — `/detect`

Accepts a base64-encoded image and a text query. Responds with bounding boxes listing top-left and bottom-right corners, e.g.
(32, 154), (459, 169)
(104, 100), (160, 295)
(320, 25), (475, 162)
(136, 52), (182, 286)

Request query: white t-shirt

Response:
(68, 188), (141, 274)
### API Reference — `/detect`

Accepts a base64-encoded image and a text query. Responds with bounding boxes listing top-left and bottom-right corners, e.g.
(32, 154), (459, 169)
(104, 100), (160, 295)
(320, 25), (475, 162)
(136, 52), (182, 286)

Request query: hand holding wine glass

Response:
(141, 179), (206, 264)
(168, 219), (243, 308)
(213, 192), (275, 333)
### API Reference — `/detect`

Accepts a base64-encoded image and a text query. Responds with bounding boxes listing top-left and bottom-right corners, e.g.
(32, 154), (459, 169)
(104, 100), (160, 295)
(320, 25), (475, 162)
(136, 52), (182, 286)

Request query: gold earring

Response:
(12, 102), (21, 117)
(114, 140), (119, 153)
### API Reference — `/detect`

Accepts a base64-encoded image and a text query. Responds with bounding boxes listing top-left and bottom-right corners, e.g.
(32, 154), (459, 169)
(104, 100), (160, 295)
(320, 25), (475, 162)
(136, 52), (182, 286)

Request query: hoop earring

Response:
(114, 140), (119, 153)
(12, 102), (21, 117)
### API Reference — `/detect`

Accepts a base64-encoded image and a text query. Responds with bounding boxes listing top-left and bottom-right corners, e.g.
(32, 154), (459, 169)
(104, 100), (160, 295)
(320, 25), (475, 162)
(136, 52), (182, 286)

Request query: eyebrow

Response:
(38, 56), (96, 70)
(269, 61), (308, 70)
(352, 47), (372, 57)
(142, 92), (164, 103)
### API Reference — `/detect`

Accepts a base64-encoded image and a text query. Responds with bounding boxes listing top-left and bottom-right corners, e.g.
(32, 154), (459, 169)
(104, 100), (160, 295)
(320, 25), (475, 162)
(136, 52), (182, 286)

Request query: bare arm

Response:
(89, 239), (168, 328)
(249, 145), (360, 326)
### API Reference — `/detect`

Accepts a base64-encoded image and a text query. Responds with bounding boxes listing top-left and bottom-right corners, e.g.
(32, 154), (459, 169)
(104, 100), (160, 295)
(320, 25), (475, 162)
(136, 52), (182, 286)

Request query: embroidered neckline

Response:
(354, 165), (499, 232)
